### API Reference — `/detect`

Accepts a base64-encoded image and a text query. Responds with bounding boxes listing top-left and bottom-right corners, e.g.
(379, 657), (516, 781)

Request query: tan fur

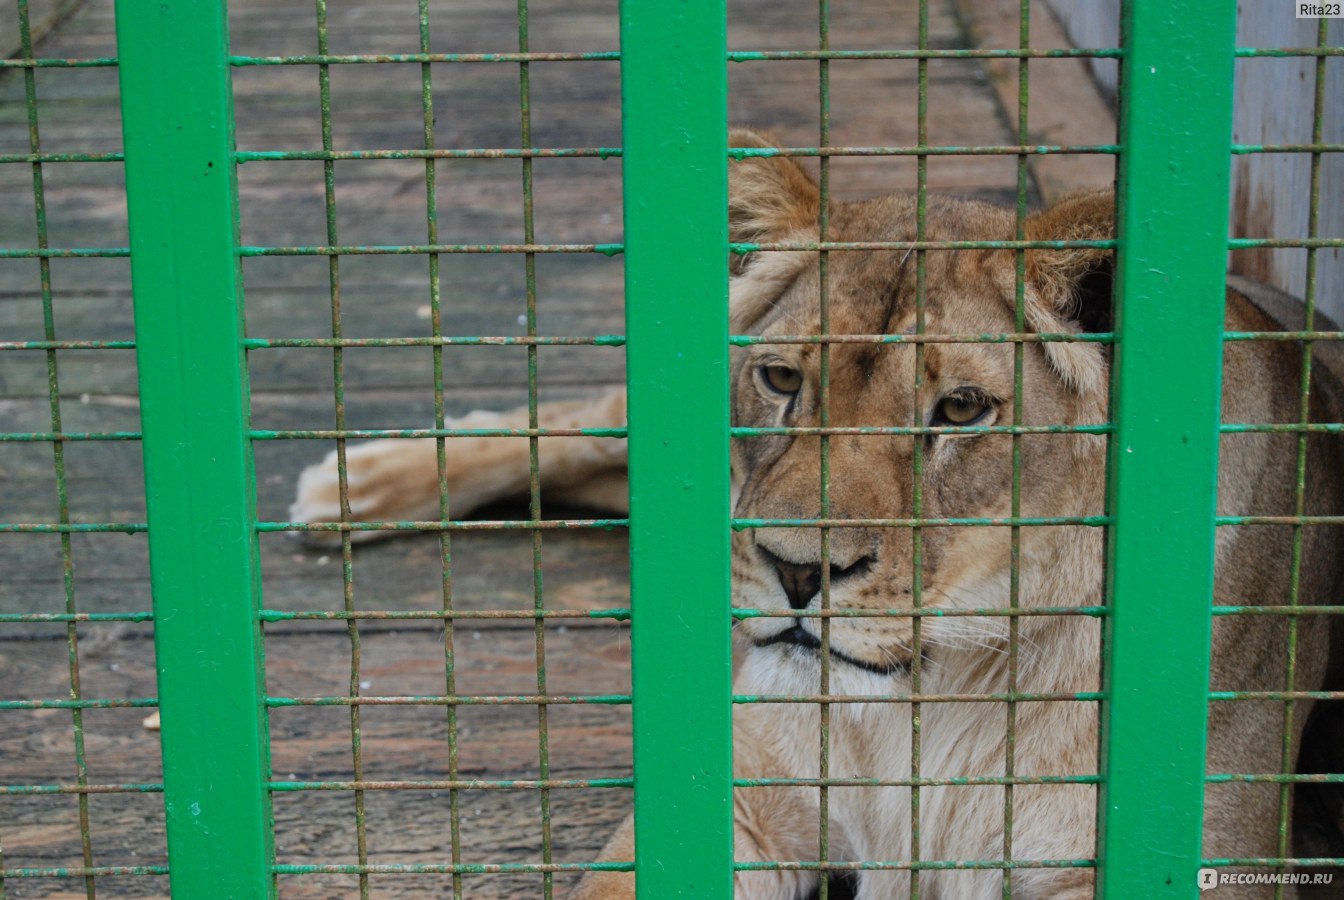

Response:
(291, 131), (1342, 899)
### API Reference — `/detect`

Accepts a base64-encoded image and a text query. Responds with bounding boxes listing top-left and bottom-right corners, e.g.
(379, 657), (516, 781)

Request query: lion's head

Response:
(727, 130), (1114, 689)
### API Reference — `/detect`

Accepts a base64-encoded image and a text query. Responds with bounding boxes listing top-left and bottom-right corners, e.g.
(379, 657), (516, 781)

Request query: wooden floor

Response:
(0, 0), (1127, 897)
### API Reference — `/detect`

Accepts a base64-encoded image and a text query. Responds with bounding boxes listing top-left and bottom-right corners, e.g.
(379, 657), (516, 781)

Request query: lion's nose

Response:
(775, 559), (822, 611)
(761, 549), (874, 610)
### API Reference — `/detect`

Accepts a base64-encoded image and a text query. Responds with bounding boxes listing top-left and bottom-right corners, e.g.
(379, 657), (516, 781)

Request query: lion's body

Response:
(290, 133), (1342, 899)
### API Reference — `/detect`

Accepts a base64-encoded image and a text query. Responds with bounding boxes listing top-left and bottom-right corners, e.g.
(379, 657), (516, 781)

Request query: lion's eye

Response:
(934, 395), (992, 427)
(761, 364), (803, 395)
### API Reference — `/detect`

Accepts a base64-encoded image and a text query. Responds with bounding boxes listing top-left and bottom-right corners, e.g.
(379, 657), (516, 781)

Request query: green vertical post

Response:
(116, 2), (276, 897)
(1097, 2), (1236, 897)
(620, 0), (733, 896)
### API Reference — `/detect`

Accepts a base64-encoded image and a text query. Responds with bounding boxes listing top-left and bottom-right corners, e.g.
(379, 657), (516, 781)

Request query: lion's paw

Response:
(288, 439), (439, 546)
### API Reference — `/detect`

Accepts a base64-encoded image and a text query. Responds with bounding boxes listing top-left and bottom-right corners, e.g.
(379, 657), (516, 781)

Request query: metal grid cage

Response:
(0, 0), (1340, 898)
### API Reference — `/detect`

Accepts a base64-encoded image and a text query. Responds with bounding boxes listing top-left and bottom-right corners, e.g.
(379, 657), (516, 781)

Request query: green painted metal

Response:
(908, 3), (930, 890)
(0, 56), (120, 68)
(1096, 1), (1237, 896)
(269, 862), (634, 876)
(816, 2), (835, 894)
(620, 0), (733, 895)
(1004, 2), (1031, 890)
(0, 151), (123, 163)
(15, 0), (97, 889)
(115, 1), (276, 897)
(0, 247), (129, 257)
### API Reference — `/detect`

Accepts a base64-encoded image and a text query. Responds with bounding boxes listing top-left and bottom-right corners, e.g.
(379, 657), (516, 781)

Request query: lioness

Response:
(290, 131), (1343, 898)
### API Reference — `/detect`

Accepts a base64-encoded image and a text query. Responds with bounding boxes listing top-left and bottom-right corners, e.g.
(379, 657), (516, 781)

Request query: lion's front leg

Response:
(727, 690), (829, 898)
(568, 797), (821, 900)
(570, 814), (635, 900)
(288, 388), (628, 545)
(570, 700), (827, 900)
(732, 780), (825, 900)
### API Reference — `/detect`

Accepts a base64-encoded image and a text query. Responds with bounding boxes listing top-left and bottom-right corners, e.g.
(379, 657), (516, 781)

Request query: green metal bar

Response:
(221, 48), (1128, 65)
(816, 2), (833, 897)
(0, 698), (158, 711)
(208, 143), (1230, 162)
(241, 335), (627, 347)
(114, 1), (276, 897)
(0, 340), (137, 349)
(258, 609), (636, 622)
(732, 240), (1117, 252)
(515, 0), (556, 894)
(1230, 238), (1344, 249)
(1, 867), (169, 879)
(16, 1), (96, 892)
(0, 248), (129, 258)
(266, 694), (632, 707)
(412, 1), (466, 894)
(732, 692), (1104, 704)
(734, 860), (1094, 874)
(910, 2), (930, 894)
(732, 425), (1110, 437)
(1273, 20), (1330, 900)
(1096, 2), (1236, 896)
(0, 152), (124, 163)
(1004, 0), (1030, 892)
(211, 45), (1344, 67)
(0, 57), (120, 67)
(261, 518), (628, 533)
(0, 613), (154, 623)
(271, 862), (635, 876)
(620, 0), (733, 894)
(732, 607), (1109, 619)
(235, 148), (623, 161)
(1234, 46), (1344, 56)
(728, 143), (1120, 157)
(229, 51), (622, 65)
(0, 784), (164, 795)
(309, 3), (371, 894)
(731, 516), (1107, 528)
(730, 333), (1117, 345)
(237, 242), (623, 256)
(237, 241), (623, 255)
(270, 778), (632, 791)
(251, 427), (627, 439)
(0, 523), (146, 533)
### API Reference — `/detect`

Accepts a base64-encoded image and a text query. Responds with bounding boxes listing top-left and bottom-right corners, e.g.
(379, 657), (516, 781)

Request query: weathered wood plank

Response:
(0, 624), (631, 899)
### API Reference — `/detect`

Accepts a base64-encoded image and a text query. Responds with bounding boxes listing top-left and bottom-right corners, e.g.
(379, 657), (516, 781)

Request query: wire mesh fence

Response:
(0, 0), (1340, 898)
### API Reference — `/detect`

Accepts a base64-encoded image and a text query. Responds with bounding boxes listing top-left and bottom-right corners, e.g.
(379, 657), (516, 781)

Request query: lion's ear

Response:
(727, 128), (820, 331)
(1020, 191), (1115, 397)
(728, 129), (820, 263)
(1024, 190), (1115, 334)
